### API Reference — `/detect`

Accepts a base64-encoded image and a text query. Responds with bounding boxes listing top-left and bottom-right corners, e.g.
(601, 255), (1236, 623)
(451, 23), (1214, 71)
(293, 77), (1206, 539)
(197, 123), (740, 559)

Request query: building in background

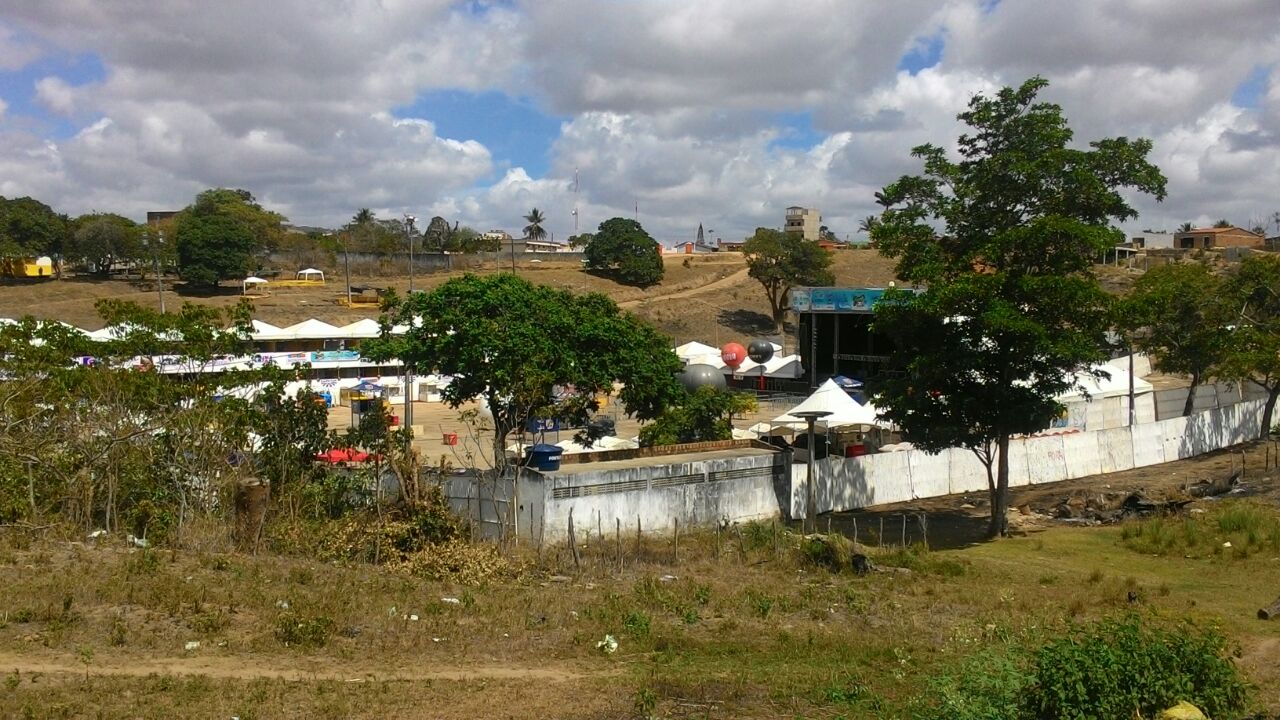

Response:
(1172, 226), (1265, 250)
(785, 206), (821, 242)
(1130, 231), (1174, 249)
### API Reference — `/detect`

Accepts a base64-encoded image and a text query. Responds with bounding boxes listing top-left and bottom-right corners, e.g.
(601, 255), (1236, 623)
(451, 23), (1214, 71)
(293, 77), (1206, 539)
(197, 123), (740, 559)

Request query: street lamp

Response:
(790, 409), (831, 534)
(142, 229), (166, 313)
(404, 214), (417, 294)
(402, 214), (416, 443)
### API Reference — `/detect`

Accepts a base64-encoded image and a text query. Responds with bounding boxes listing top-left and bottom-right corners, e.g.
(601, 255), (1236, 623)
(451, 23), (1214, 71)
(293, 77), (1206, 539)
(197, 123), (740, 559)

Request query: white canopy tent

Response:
(247, 319), (290, 342)
(1057, 364), (1154, 402)
(295, 268), (325, 282)
(281, 318), (345, 340)
(339, 318), (382, 339)
(674, 341), (720, 362)
(242, 276), (268, 294)
(773, 379), (887, 429)
(736, 353), (803, 379)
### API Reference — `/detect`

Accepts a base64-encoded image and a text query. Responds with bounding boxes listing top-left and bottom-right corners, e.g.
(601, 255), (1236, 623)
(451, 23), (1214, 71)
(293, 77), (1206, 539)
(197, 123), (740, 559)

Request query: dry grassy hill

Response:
(0, 251), (900, 344)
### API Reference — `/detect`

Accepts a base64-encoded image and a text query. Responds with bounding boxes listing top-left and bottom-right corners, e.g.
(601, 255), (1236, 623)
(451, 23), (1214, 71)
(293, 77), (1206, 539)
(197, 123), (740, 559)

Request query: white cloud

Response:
(34, 75), (77, 115)
(0, 0), (1277, 239)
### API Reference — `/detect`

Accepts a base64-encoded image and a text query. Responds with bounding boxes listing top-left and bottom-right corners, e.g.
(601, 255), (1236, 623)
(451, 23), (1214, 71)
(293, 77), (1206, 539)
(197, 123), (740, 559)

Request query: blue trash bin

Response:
(526, 443), (564, 472)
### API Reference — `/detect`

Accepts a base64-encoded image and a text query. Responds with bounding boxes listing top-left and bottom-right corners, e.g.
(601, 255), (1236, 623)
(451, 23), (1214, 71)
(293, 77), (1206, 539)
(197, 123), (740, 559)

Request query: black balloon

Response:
(747, 339), (774, 364)
(679, 363), (727, 391)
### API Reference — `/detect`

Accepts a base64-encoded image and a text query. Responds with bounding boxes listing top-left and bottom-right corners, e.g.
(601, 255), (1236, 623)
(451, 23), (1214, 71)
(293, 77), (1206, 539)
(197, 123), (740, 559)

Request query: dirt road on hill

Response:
(617, 267), (751, 308)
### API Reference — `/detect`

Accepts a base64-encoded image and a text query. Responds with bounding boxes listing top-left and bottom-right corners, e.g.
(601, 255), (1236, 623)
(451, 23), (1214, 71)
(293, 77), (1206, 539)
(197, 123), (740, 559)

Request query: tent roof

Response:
(243, 276), (268, 284)
(1059, 364), (1154, 401)
(339, 318), (382, 338)
(555, 435), (639, 455)
(675, 341), (720, 359)
(736, 353), (802, 378)
(282, 318), (344, 339)
(774, 379), (886, 428)
(298, 268), (323, 274)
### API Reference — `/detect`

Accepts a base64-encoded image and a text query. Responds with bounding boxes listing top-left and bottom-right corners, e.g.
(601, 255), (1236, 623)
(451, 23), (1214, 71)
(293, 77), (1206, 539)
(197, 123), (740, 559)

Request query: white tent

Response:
(296, 268), (325, 282)
(281, 318), (344, 340)
(1057, 364), (1154, 402)
(736, 353), (803, 379)
(339, 318), (382, 338)
(247, 319), (290, 341)
(774, 378), (887, 429)
(675, 341), (720, 362)
(242, 276), (268, 294)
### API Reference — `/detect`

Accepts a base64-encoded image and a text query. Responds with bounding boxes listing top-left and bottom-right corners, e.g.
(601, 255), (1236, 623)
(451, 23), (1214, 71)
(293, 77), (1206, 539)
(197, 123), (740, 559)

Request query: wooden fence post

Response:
(616, 518), (622, 573)
(568, 507), (580, 570)
(673, 518), (680, 565)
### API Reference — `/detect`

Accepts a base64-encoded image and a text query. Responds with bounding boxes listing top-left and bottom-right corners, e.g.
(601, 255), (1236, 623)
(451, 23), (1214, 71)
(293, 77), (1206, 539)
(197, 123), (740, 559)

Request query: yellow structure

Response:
(1, 256), (54, 278)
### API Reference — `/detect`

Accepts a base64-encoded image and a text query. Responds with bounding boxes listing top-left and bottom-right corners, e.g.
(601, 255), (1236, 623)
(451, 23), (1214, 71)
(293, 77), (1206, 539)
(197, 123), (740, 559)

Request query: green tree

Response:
(175, 213), (257, 287)
(638, 387), (758, 447)
(0, 196), (71, 259)
(522, 208), (547, 243)
(1219, 254), (1280, 437)
(567, 233), (594, 250)
(423, 216), (454, 252)
(870, 77), (1166, 538)
(1178, 221), (1194, 233)
(742, 227), (835, 333)
(1213, 218), (1232, 228)
(363, 273), (683, 460)
(583, 217), (664, 286)
(1120, 263), (1228, 416)
(68, 213), (140, 274)
(174, 189), (286, 287)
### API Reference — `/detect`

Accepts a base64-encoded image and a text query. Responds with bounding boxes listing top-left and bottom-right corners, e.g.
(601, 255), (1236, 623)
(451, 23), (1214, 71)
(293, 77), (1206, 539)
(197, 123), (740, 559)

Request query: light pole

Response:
(404, 214), (416, 294)
(343, 238), (352, 307)
(791, 409), (831, 534)
(402, 214), (416, 443)
(143, 229), (166, 313)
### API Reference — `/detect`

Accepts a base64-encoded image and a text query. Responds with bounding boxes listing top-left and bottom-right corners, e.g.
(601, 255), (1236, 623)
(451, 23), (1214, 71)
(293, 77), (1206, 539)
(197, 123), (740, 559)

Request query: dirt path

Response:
(617, 267), (750, 308)
(0, 650), (591, 683)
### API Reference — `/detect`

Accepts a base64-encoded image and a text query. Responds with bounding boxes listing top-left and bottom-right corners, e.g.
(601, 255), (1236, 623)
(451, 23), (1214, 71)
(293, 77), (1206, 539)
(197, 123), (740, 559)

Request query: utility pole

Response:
(403, 214), (416, 443)
(573, 168), (579, 235)
(144, 229), (166, 313)
(343, 239), (352, 307)
(404, 214), (416, 294)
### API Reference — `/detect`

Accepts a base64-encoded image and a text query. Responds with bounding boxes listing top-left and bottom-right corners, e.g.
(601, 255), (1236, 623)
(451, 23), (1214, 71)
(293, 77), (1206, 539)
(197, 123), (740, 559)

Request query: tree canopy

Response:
(742, 227), (835, 332)
(583, 217), (664, 286)
(1120, 262), (1228, 416)
(870, 77), (1167, 538)
(68, 213), (141, 274)
(175, 189), (286, 287)
(0, 195), (70, 258)
(363, 273), (683, 458)
(1218, 254), (1280, 437)
(638, 386), (758, 447)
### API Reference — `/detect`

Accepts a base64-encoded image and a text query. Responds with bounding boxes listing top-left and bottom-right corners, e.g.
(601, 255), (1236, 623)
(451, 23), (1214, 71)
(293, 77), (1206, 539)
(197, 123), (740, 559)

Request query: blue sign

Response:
(311, 350), (362, 362)
(789, 287), (892, 313)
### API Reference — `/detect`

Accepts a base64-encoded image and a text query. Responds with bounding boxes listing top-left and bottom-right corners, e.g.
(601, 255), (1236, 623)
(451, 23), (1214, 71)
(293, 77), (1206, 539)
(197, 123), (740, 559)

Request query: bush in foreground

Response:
(912, 614), (1250, 720)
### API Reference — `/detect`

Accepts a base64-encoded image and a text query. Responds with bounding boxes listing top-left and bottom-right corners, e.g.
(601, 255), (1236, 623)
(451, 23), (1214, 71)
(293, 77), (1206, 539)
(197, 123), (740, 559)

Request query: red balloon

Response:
(720, 342), (747, 369)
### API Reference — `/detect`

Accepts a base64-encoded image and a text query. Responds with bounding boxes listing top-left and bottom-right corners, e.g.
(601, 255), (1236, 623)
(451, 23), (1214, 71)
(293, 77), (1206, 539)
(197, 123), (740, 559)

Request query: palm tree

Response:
(523, 208), (547, 243)
(1177, 222), (1194, 233)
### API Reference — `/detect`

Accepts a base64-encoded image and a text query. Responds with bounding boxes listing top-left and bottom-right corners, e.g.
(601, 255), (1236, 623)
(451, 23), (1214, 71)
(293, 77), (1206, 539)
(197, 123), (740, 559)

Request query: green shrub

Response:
(623, 610), (651, 638)
(877, 544), (966, 577)
(1026, 615), (1249, 720)
(273, 611), (334, 648)
(799, 532), (853, 572)
(911, 646), (1031, 720)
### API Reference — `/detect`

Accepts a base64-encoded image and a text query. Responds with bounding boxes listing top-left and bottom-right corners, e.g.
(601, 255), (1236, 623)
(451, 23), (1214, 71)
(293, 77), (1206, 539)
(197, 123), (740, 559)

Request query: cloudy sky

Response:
(0, 0), (1277, 243)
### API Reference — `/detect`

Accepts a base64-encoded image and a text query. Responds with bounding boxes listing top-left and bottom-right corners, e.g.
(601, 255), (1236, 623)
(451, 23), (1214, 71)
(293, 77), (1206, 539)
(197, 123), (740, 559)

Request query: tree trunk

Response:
(988, 434), (1011, 539)
(1182, 373), (1200, 417)
(1261, 386), (1280, 441)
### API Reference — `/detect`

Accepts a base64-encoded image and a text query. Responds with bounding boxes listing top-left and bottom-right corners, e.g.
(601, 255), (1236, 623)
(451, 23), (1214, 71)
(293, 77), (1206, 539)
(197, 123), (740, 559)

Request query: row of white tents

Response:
(673, 340), (803, 379)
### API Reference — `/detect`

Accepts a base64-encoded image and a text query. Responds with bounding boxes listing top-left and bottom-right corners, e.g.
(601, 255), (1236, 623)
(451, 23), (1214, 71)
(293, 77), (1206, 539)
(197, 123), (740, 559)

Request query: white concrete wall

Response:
(799, 400), (1266, 516)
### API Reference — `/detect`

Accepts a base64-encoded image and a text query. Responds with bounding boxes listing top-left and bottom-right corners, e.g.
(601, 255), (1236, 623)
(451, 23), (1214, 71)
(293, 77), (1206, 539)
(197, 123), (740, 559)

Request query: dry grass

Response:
(2, 504), (1279, 719)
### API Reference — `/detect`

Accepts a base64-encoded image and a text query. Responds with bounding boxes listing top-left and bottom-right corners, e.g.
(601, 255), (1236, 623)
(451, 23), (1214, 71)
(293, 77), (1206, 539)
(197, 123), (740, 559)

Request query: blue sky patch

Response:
(768, 111), (823, 151)
(1232, 65), (1271, 109)
(0, 49), (105, 138)
(396, 89), (564, 178)
(898, 32), (944, 75)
